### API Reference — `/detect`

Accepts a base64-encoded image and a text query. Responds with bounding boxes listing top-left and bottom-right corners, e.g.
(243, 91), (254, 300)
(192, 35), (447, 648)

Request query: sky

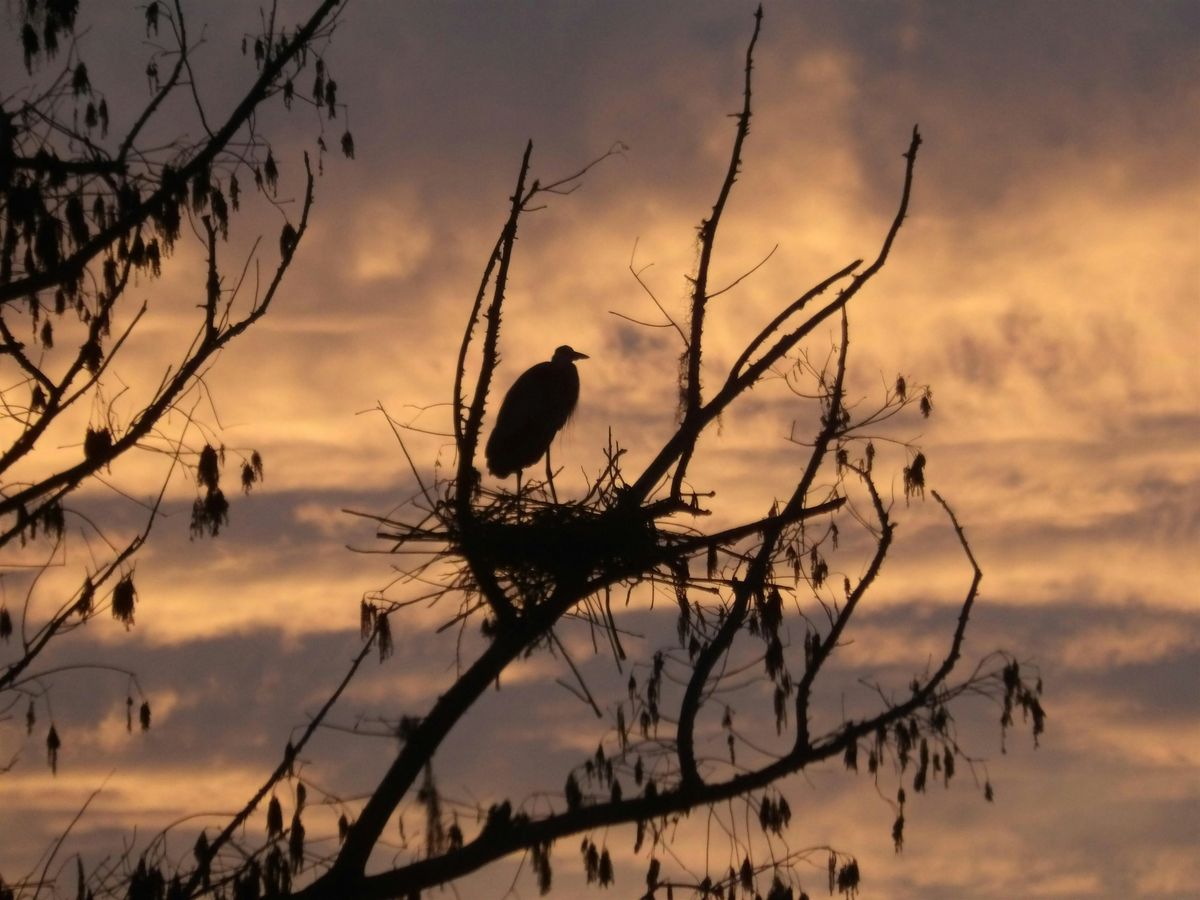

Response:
(2, 1), (1199, 898)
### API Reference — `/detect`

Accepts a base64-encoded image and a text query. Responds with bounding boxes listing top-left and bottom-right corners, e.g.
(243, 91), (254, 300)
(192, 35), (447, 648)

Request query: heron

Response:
(485, 345), (588, 500)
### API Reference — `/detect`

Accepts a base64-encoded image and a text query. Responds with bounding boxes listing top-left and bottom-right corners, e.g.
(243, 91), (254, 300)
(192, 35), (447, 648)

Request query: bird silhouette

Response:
(486, 345), (588, 492)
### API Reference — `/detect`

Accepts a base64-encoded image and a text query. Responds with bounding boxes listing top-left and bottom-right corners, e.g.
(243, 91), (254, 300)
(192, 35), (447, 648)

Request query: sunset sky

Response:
(2, 1), (1198, 898)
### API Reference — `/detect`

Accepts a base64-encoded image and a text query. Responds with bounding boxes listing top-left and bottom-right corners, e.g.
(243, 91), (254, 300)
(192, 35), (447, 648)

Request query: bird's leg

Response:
(545, 445), (559, 504)
(515, 469), (523, 521)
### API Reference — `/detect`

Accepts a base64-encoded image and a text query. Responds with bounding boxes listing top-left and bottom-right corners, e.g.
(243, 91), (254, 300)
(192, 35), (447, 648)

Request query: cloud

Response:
(3, 2), (1198, 898)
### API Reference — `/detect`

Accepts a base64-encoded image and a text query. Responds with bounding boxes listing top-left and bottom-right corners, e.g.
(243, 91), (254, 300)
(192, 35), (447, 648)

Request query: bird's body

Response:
(486, 345), (588, 479)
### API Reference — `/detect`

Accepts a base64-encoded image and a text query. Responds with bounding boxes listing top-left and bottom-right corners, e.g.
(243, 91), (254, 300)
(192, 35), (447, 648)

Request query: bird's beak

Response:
(571, 350), (590, 361)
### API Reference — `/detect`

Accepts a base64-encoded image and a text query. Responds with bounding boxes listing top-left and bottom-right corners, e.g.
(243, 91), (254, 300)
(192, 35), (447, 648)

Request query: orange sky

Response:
(2, 2), (1198, 898)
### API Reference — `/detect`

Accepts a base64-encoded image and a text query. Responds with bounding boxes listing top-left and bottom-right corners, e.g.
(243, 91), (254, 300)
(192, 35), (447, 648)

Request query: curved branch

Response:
(0, 0), (346, 307)
(677, 309), (852, 784)
(623, 126), (921, 510)
(0, 160), (315, 521)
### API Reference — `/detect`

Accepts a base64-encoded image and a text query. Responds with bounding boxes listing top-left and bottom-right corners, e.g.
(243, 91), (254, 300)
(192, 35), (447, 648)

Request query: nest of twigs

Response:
(453, 484), (664, 597)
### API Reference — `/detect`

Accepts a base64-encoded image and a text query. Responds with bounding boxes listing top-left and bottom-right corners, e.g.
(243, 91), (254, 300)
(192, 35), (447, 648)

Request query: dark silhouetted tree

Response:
(2, 6), (1043, 900)
(0, 0), (352, 782)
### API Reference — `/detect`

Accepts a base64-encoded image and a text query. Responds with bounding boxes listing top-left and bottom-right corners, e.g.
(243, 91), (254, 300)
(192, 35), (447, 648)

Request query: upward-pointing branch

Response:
(624, 126), (922, 510)
(671, 4), (764, 500)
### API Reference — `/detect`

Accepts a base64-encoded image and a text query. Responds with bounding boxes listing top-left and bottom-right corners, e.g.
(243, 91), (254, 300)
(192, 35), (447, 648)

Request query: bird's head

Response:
(552, 345), (589, 363)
